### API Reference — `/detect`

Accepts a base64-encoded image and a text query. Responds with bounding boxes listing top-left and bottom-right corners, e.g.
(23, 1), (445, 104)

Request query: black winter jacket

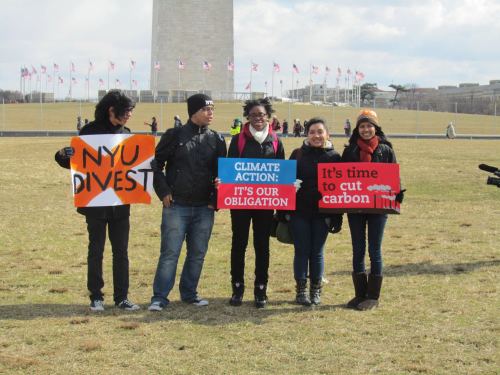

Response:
(227, 130), (285, 159)
(54, 119), (131, 219)
(290, 141), (341, 218)
(152, 121), (227, 206)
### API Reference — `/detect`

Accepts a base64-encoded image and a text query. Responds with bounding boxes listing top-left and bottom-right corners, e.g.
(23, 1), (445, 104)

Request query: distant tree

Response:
(360, 83), (378, 103)
(389, 84), (407, 108)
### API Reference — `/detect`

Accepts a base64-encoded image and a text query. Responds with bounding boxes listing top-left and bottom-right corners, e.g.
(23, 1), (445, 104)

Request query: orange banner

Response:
(70, 134), (155, 207)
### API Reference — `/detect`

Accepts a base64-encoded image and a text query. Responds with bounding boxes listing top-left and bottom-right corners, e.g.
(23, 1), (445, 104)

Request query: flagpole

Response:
(291, 68), (294, 101)
(107, 63), (110, 91)
(52, 66), (55, 102)
(309, 63), (312, 103)
(69, 62), (72, 100)
(271, 65), (274, 99)
(249, 61), (253, 98)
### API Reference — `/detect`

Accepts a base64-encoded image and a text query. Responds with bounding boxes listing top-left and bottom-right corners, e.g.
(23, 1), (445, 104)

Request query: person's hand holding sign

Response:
(58, 147), (74, 159)
(162, 194), (173, 208)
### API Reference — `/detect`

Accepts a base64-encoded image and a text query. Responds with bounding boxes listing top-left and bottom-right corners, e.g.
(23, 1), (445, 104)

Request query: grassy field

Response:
(0, 136), (499, 374)
(1, 101), (499, 135)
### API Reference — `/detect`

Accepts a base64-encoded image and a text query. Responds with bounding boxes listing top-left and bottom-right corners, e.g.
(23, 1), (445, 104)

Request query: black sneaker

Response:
(116, 299), (140, 311)
(254, 284), (268, 309)
(229, 282), (244, 306)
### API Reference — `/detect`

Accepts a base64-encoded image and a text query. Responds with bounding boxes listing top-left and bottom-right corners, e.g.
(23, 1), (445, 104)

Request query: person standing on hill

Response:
(54, 90), (140, 312)
(148, 94), (227, 311)
(144, 116), (158, 136)
(341, 109), (404, 311)
(226, 98), (285, 308)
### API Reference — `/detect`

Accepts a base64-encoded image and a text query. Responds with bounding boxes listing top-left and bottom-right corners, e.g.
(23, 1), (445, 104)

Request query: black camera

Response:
(478, 164), (500, 188)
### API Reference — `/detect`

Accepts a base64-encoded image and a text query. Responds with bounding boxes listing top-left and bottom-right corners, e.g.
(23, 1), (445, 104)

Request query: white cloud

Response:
(0, 0), (498, 98)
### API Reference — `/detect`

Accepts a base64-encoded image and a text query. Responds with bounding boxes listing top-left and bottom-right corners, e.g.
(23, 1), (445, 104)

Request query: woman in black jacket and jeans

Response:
(289, 117), (342, 306)
(227, 98), (285, 308)
(342, 109), (403, 310)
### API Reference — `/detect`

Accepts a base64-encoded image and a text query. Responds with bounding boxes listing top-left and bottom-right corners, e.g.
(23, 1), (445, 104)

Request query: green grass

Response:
(1, 102), (499, 135)
(0, 137), (499, 374)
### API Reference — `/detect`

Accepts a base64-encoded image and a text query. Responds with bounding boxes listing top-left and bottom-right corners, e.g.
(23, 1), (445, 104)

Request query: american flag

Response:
(115, 78), (121, 87)
(203, 60), (212, 71)
(154, 61), (160, 70)
(245, 82), (251, 90)
(89, 61), (94, 72)
(40, 65), (47, 74)
(31, 66), (37, 75)
(356, 71), (365, 81)
(279, 79), (283, 84)
(325, 66), (331, 74)
(337, 67), (342, 76)
(251, 62), (258, 72)
(227, 60), (234, 71)
(70, 62), (75, 72)
(312, 65), (319, 74)
(98, 78), (104, 87)
(347, 68), (352, 76)
(130, 60), (136, 70)
(273, 62), (280, 73)
(178, 60), (185, 70)
(71, 77), (77, 84)
(47, 74), (52, 83)
(53, 63), (59, 72)
(21, 67), (29, 77)
(109, 61), (115, 70)
(293, 64), (299, 74)
(132, 79), (138, 87)
(58, 76), (63, 84)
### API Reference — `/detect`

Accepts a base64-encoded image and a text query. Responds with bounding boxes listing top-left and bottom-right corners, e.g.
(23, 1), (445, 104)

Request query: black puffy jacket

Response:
(152, 121), (227, 206)
(54, 119), (131, 219)
(290, 141), (341, 218)
(341, 140), (397, 163)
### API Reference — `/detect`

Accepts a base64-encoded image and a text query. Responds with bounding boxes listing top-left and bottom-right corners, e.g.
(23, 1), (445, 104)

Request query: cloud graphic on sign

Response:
(381, 195), (395, 201)
(367, 184), (392, 192)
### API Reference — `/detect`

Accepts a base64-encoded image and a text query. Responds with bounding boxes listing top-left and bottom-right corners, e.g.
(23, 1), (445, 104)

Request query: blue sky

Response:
(1, 0), (499, 99)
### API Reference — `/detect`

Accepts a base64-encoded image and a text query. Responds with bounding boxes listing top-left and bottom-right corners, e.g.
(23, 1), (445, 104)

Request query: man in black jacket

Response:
(55, 90), (140, 312)
(148, 94), (227, 311)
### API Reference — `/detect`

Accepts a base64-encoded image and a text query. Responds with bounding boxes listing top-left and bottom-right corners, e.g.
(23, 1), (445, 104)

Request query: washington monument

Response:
(150, 0), (234, 97)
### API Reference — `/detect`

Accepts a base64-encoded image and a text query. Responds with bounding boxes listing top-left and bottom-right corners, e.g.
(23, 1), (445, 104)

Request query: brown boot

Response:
(347, 272), (368, 309)
(357, 274), (383, 311)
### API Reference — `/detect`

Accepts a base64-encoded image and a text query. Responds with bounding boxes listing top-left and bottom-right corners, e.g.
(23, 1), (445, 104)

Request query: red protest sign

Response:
(318, 163), (401, 214)
(70, 134), (155, 207)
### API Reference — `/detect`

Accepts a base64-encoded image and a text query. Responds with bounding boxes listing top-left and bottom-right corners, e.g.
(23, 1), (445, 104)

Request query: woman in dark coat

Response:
(227, 98), (285, 308)
(289, 117), (342, 306)
(342, 109), (404, 310)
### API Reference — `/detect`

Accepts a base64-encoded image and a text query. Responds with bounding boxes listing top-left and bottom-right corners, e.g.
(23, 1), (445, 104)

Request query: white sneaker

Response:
(148, 301), (165, 311)
(116, 299), (140, 311)
(90, 300), (104, 312)
(191, 297), (209, 307)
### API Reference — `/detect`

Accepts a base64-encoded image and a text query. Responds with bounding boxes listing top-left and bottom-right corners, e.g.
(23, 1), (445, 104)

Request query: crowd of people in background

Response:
(57, 91), (405, 313)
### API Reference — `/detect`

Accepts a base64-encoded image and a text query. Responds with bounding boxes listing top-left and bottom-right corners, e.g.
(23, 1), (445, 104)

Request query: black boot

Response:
(295, 279), (311, 306)
(357, 274), (383, 311)
(229, 281), (245, 306)
(254, 284), (268, 308)
(347, 272), (368, 309)
(310, 279), (322, 305)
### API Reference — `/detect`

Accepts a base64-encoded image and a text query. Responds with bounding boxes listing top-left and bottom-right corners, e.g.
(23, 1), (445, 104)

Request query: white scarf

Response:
(249, 123), (269, 144)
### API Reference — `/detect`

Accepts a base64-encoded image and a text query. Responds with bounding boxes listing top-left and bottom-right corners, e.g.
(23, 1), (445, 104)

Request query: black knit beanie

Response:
(187, 94), (213, 118)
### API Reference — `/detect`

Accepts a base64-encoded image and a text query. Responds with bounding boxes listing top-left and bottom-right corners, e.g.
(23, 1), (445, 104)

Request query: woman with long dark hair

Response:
(289, 117), (342, 306)
(342, 109), (404, 310)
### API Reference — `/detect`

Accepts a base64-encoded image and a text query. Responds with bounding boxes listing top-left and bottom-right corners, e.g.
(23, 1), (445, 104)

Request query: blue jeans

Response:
(151, 204), (214, 305)
(290, 214), (329, 281)
(347, 213), (387, 275)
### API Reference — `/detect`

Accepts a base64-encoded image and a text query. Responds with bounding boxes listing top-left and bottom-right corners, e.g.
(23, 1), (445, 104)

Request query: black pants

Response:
(86, 216), (130, 304)
(230, 209), (274, 286)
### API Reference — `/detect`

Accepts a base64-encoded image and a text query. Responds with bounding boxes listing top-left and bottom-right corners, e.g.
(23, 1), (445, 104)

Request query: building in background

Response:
(150, 0), (234, 101)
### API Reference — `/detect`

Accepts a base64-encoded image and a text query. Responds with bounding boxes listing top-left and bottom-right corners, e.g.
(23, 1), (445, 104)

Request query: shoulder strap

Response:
(237, 131), (246, 157)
